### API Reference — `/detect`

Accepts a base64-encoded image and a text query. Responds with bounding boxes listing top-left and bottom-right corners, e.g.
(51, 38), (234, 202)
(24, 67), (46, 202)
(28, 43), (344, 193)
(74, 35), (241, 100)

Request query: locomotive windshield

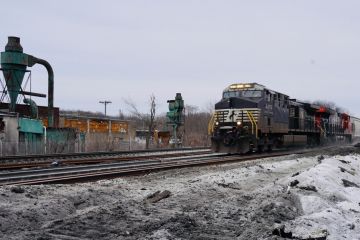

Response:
(223, 90), (262, 99)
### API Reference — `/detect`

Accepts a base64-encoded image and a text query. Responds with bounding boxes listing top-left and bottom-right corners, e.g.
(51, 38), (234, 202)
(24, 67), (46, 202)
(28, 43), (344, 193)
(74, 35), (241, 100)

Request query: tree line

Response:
(61, 95), (213, 148)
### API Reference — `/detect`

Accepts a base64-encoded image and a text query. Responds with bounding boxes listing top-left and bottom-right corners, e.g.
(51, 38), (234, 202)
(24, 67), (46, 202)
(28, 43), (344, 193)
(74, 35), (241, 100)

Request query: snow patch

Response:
(284, 154), (360, 240)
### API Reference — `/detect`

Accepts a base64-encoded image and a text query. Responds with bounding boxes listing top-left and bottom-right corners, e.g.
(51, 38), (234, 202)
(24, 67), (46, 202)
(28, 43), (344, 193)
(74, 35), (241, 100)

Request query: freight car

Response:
(209, 83), (357, 153)
(352, 117), (360, 142)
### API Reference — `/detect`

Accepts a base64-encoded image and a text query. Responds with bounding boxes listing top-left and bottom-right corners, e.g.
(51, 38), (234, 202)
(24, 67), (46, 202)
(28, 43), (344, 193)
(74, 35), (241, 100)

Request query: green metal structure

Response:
(166, 93), (184, 147)
(0, 36), (55, 127)
(18, 117), (44, 154)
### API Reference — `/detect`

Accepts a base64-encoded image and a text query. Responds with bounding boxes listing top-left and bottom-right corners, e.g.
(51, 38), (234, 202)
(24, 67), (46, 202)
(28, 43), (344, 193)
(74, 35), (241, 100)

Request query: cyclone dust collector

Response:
(0, 36), (54, 127)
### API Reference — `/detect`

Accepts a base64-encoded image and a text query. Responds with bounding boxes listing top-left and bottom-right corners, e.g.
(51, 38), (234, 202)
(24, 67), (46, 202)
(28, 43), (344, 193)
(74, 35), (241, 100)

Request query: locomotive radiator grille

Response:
(215, 110), (229, 122)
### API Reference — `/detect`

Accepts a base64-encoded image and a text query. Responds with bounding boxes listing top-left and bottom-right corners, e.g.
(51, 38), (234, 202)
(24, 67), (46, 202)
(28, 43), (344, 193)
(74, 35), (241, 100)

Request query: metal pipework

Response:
(23, 98), (39, 119)
(1, 36), (54, 127)
(28, 55), (54, 127)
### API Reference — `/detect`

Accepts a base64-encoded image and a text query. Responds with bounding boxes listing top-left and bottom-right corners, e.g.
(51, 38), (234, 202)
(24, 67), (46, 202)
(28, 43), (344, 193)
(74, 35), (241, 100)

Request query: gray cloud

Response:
(1, 1), (359, 116)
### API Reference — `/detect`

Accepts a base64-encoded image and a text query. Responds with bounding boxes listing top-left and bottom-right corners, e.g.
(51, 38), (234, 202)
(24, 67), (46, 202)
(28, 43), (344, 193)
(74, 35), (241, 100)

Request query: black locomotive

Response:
(210, 83), (359, 153)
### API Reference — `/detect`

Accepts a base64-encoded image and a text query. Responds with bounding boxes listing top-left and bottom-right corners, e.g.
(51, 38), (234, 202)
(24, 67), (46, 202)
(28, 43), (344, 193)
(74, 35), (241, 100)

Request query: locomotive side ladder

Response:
(245, 110), (258, 139)
(208, 112), (216, 135)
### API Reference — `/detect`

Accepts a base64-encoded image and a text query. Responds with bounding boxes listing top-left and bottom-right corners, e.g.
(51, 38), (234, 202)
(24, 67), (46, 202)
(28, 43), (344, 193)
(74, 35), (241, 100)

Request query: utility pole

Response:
(99, 100), (112, 116)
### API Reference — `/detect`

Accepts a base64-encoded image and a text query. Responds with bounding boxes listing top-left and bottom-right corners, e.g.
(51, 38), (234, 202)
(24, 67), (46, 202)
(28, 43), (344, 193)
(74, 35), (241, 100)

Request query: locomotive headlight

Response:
(215, 121), (219, 126)
(237, 121), (242, 126)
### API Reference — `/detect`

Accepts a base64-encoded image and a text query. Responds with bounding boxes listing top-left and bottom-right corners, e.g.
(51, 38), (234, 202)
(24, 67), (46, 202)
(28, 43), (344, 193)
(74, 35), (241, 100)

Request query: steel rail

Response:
(0, 148), (210, 170)
(0, 153), (226, 179)
(0, 149), (305, 186)
(0, 153), (226, 185)
(0, 147), (208, 163)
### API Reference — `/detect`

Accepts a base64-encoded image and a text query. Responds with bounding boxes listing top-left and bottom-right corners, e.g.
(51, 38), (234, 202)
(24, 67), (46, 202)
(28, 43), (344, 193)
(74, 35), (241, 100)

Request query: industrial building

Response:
(59, 114), (130, 152)
(0, 36), (132, 156)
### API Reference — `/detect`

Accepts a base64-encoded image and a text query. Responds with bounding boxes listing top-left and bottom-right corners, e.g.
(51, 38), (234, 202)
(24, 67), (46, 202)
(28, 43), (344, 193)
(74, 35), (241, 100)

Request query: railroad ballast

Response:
(209, 83), (360, 154)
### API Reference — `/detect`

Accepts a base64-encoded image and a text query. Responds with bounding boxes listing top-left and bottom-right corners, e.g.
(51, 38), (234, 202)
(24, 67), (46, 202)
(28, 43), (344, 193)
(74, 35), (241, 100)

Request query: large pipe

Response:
(28, 56), (54, 127)
(23, 98), (39, 119)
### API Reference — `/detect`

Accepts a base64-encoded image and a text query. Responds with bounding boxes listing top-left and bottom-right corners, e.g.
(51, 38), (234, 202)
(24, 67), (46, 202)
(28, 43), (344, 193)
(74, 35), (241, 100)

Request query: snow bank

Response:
(1, 148), (359, 239)
(283, 154), (360, 239)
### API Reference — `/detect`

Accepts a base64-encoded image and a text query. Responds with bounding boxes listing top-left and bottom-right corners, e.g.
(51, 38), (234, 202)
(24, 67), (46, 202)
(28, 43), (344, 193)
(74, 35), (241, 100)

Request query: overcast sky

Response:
(1, 1), (359, 116)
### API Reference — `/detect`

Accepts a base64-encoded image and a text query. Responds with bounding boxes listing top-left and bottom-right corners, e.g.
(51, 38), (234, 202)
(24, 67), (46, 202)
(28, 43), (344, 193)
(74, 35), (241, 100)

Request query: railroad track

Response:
(0, 148), (308, 186)
(0, 148), (210, 170)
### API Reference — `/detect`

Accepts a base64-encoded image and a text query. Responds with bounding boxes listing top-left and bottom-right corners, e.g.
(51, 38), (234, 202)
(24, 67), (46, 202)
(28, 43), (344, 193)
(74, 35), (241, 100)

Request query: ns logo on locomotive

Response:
(209, 83), (360, 154)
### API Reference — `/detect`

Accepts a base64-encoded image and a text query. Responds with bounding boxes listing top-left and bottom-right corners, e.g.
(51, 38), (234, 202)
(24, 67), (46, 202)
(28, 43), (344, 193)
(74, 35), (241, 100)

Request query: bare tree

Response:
(123, 94), (156, 149)
(118, 109), (125, 119)
(185, 104), (199, 116)
(183, 104), (211, 147)
(146, 94), (156, 149)
(123, 97), (143, 119)
(204, 100), (216, 114)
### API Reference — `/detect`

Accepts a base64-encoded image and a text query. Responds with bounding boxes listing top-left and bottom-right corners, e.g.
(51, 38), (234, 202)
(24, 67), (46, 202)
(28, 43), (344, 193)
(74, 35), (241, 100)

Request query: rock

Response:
(73, 199), (86, 207)
(354, 142), (360, 147)
(144, 190), (171, 203)
(25, 193), (34, 198)
(349, 223), (355, 230)
(272, 224), (292, 238)
(292, 172), (300, 177)
(243, 195), (253, 200)
(350, 208), (359, 213)
(342, 179), (360, 188)
(188, 179), (200, 183)
(339, 167), (355, 175)
(290, 180), (299, 187)
(299, 185), (317, 192)
(10, 186), (25, 194)
(216, 182), (241, 190)
(339, 160), (350, 164)
(291, 228), (328, 240)
(37, 237), (51, 240)
(51, 161), (61, 167)
(317, 155), (325, 163)
(306, 229), (328, 240)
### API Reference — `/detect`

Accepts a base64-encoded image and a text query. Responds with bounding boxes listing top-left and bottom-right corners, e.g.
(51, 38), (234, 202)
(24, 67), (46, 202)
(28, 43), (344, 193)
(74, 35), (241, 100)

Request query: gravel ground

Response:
(0, 145), (359, 240)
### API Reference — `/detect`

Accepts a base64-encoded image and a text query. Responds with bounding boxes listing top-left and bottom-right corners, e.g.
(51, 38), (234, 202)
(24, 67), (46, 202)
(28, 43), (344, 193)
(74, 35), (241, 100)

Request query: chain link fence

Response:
(0, 139), (164, 156)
